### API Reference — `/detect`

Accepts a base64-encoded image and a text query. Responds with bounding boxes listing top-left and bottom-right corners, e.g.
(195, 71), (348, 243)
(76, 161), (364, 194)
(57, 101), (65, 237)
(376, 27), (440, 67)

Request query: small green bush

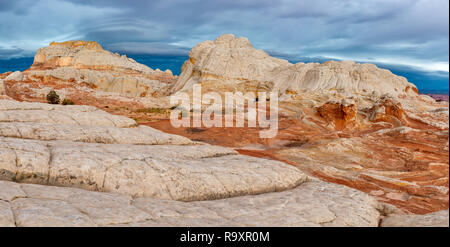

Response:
(61, 99), (75, 105)
(46, 90), (60, 104)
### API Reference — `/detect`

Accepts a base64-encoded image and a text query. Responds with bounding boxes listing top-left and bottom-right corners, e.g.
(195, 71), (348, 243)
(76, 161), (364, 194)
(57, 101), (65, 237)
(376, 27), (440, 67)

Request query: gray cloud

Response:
(0, 47), (25, 59)
(105, 42), (190, 56)
(0, 0), (448, 71)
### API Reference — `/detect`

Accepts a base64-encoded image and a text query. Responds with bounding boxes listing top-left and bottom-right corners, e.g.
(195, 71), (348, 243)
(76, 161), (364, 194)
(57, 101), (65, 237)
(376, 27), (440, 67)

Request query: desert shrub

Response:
(46, 90), (60, 104)
(61, 99), (75, 105)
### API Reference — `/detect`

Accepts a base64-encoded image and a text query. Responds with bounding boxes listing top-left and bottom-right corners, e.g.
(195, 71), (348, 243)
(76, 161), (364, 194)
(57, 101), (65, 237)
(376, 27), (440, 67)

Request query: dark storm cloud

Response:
(0, 0), (448, 71)
(0, 46), (25, 59)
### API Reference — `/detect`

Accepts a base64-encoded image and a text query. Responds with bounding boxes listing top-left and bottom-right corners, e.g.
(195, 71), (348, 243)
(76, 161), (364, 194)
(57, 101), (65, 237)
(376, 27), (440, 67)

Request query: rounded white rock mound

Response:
(171, 34), (418, 98)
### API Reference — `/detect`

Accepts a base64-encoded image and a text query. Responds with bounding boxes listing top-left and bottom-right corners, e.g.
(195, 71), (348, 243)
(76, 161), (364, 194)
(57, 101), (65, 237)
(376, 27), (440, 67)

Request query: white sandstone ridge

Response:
(32, 40), (163, 74)
(1, 179), (447, 226)
(0, 179), (382, 227)
(0, 99), (305, 201)
(171, 34), (418, 98)
(12, 40), (176, 98)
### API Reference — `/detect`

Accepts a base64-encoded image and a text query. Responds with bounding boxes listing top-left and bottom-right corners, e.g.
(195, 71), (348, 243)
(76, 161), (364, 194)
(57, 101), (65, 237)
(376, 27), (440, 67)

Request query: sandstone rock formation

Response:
(0, 99), (306, 201)
(31, 41), (175, 96)
(2, 176), (447, 227)
(0, 74), (13, 100)
(168, 35), (448, 135)
(381, 210), (449, 227)
(147, 109), (449, 214)
(0, 35), (448, 226)
(4, 71), (24, 82)
(0, 41), (176, 110)
(275, 131), (449, 214)
(146, 34), (449, 215)
(0, 99), (393, 227)
(0, 78), (4, 95)
(0, 179), (385, 227)
(172, 34), (417, 98)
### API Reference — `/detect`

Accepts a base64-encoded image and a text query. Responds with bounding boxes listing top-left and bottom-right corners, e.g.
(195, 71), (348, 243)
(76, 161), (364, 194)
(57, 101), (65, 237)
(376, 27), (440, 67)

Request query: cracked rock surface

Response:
(381, 210), (449, 227)
(0, 100), (136, 128)
(0, 100), (305, 201)
(2, 178), (445, 227)
(0, 99), (447, 226)
(0, 179), (384, 227)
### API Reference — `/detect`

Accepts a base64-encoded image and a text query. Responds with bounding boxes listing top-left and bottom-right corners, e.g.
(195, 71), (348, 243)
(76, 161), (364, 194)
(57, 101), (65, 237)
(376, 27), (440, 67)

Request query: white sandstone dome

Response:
(172, 34), (418, 98)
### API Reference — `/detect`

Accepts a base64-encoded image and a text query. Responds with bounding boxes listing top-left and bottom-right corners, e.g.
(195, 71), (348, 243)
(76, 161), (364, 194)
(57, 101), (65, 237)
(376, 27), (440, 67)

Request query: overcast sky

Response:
(0, 0), (448, 72)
